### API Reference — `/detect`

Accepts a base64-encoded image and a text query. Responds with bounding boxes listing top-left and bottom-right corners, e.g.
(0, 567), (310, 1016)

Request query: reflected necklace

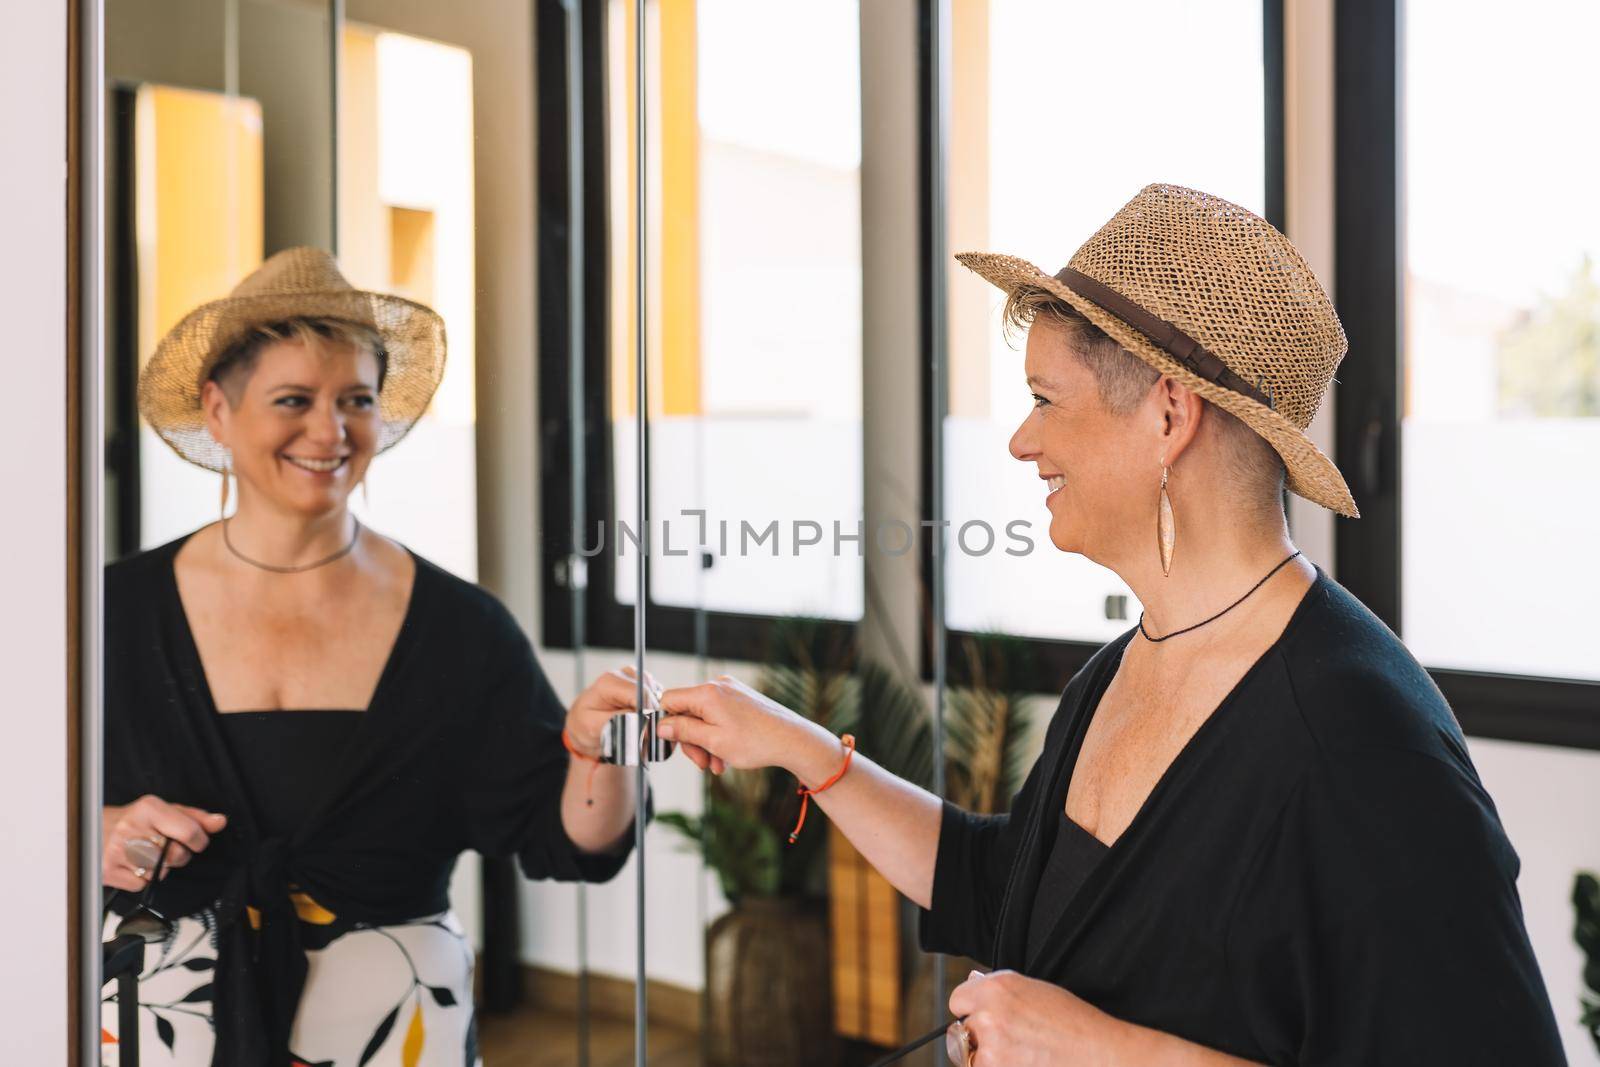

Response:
(1138, 549), (1303, 643)
(222, 515), (362, 573)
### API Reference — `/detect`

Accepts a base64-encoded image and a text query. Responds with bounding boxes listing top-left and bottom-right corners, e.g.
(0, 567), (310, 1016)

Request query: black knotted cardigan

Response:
(104, 535), (641, 1066)
(920, 568), (1564, 1065)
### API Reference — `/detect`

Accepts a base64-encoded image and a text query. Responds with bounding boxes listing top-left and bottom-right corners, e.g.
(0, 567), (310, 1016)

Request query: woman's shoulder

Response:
(404, 547), (530, 648)
(104, 532), (192, 599)
(1273, 571), (1467, 763)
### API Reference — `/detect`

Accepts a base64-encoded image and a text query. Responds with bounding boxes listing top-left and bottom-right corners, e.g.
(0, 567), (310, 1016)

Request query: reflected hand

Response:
(102, 795), (228, 893)
(565, 666), (724, 773)
(656, 675), (831, 781)
(949, 969), (1130, 1067)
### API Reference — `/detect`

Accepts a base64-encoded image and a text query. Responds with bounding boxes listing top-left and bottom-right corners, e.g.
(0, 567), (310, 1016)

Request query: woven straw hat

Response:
(959, 183), (1358, 518)
(138, 246), (447, 472)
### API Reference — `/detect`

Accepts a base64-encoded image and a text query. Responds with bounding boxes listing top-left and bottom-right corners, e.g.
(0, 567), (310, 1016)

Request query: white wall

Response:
(1471, 738), (1600, 1063)
(0, 1), (70, 1061)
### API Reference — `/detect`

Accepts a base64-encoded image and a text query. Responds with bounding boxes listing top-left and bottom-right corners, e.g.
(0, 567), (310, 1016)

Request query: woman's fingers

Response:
(146, 804), (215, 859)
(656, 712), (715, 753)
(657, 681), (725, 719)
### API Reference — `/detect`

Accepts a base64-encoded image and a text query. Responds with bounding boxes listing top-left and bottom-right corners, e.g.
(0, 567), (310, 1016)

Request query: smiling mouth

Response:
(283, 455), (348, 474)
(1044, 474), (1065, 497)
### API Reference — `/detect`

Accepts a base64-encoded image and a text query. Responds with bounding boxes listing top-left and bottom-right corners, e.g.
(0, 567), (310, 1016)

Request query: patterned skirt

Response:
(100, 905), (480, 1066)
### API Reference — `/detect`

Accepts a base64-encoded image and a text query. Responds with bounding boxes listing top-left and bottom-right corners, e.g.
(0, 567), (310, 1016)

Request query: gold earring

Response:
(1157, 465), (1175, 577)
(219, 468), (231, 520)
(361, 477), (370, 509)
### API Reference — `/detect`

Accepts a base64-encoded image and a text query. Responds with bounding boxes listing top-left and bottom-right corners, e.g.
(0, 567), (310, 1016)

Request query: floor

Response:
(478, 1010), (901, 1067)
(479, 1009), (701, 1067)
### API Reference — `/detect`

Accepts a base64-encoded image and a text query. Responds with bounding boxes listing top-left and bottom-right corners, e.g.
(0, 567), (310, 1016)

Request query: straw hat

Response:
(138, 246), (447, 472)
(958, 183), (1358, 518)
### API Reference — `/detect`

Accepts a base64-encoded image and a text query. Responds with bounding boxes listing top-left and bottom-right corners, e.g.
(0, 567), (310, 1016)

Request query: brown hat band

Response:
(1055, 267), (1275, 411)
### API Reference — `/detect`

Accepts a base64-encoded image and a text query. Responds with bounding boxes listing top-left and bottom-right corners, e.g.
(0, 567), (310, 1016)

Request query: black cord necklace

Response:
(1138, 549), (1303, 643)
(222, 515), (362, 574)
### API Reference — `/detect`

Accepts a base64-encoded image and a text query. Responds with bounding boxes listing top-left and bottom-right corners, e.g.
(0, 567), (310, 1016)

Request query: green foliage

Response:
(657, 617), (1037, 901)
(1575, 871), (1600, 1053)
(1497, 256), (1600, 417)
(944, 632), (1038, 815)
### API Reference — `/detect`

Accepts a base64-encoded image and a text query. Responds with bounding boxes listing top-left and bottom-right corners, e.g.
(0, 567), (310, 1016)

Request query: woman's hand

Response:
(656, 675), (835, 784)
(102, 796), (228, 893)
(949, 970), (1131, 1067)
(565, 666), (724, 774)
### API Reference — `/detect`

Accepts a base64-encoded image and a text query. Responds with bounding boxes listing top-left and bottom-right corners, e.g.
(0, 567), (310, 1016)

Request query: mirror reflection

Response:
(100, 3), (643, 1065)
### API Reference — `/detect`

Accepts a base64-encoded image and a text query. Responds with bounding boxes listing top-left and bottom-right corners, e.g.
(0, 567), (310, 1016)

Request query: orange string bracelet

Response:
(789, 733), (855, 845)
(562, 728), (602, 806)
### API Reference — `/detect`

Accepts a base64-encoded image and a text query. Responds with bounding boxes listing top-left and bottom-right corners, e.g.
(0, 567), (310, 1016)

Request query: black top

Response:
(921, 567), (1563, 1065)
(105, 533), (643, 1067)
(215, 711), (363, 840)
(1025, 813), (1107, 946)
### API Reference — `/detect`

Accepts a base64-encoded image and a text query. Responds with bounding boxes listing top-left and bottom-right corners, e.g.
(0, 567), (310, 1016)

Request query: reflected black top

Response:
(216, 711), (364, 841)
(920, 567), (1563, 1065)
(104, 533), (643, 1067)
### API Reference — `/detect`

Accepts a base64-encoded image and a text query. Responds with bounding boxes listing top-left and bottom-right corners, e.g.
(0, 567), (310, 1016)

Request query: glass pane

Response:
(1400, 0), (1599, 681)
(943, 0), (1265, 644)
(105, 0), (339, 554)
(612, 0), (866, 623)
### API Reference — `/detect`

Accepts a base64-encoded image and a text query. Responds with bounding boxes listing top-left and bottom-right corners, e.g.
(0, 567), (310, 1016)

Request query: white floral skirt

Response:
(100, 906), (480, 1066)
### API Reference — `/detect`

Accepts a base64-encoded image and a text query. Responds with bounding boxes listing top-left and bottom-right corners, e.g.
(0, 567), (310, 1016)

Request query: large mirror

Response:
(96, 0), (933, 1063)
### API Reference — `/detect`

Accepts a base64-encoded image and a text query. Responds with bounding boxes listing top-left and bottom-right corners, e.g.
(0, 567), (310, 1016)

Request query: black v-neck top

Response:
(1025, 813), (1107, 946)
(215, 711), (364, 840)
(104, 532), (643, 1066)
(921, 567), (1563, 1065)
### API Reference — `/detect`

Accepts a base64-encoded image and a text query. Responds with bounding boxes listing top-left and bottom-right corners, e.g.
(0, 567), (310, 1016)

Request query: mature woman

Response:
(102, 248), (645, 1066)
(658, 186), (1564, 1065)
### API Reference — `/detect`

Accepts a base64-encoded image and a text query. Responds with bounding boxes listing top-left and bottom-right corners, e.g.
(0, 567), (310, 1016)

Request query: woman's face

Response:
(203, 338), (381, 518)
(1009, 321), (1158, 564)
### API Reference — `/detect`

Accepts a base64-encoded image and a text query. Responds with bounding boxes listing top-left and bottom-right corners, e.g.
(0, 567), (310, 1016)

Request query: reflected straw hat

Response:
(958, 182), (1358, 518)
(138, 246), (447, 472)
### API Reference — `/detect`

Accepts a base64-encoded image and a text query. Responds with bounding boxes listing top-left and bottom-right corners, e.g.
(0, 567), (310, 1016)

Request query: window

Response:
(1334, 0), (1600, 746)
(540, 0), (865, 655)
(930, 0), (1282, 683)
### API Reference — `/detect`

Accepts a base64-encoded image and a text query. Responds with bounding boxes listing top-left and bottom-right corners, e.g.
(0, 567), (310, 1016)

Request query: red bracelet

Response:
(788, 733), (855, 845)
(562, 727), (602, 806)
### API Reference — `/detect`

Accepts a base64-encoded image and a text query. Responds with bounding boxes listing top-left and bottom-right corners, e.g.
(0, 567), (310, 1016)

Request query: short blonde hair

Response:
(1002, 284), (1287, 513)
(208, 317), (388, 404)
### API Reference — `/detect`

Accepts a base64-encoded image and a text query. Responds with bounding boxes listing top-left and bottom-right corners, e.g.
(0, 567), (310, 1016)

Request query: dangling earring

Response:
(360, 477), (370, 509)
(219, 468), (231, 521)
(1157, 464), (1175, 577)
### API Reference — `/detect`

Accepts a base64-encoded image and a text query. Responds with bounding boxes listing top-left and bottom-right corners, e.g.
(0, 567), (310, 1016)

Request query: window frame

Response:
(535, 0), (861, 661)
(1332, 0), (1600, 750)
(919, 0), (1289, 692)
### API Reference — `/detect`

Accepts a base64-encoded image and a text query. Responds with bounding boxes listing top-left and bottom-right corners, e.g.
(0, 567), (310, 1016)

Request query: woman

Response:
(657, 186), (1564, 1065)
(102, 248), (647, 1066)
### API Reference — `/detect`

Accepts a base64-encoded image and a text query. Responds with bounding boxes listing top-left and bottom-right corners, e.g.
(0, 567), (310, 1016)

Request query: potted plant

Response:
(657, 618), (860, 1067)
(1575, 871), (1600, 1054)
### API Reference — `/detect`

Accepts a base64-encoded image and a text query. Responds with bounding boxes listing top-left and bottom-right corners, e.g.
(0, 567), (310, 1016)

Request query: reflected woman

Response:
(658, 187), (1564, 1064)
(102, 248), (646, 1066)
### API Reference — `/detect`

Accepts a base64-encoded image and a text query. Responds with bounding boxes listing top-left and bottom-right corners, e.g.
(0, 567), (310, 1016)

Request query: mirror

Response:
(96, 2), (632, 1064)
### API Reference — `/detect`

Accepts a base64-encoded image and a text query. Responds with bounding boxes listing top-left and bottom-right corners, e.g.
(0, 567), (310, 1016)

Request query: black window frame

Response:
(919, 0), (1289, 692)
(1332, 0), (1600, 750)
(535, 0), (860, 661)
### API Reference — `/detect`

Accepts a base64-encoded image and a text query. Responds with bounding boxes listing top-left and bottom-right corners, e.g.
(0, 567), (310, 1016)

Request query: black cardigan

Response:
(104, 534), (639, 1066)
(921, 568), (1564, 1065)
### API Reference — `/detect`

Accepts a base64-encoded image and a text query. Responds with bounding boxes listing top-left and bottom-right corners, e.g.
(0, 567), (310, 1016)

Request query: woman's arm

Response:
(656, 676), (943, 908)
(558, 667), (659, 854)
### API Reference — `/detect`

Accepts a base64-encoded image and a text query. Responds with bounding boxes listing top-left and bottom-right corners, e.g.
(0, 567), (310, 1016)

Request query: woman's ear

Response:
(199, 379), (231, 450)
(1155, 376), (1204, 467)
